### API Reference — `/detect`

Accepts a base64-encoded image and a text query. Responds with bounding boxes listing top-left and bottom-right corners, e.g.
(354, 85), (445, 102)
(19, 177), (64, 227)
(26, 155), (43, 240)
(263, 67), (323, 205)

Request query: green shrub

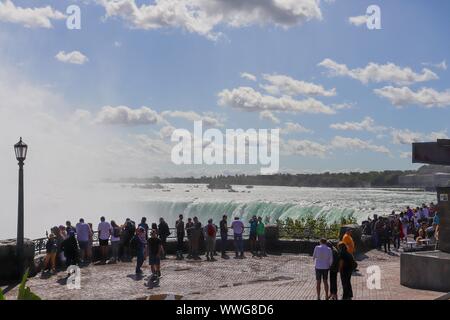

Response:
(277, 214), (357, 240)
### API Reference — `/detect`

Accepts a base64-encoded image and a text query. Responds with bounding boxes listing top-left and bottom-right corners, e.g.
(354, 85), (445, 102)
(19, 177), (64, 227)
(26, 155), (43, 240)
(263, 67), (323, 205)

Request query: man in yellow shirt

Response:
(342, 230), (355, 255)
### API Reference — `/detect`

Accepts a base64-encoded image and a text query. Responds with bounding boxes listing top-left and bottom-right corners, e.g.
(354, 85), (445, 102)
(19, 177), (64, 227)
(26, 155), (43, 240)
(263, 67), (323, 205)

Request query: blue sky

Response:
(1, 0), (449, 177)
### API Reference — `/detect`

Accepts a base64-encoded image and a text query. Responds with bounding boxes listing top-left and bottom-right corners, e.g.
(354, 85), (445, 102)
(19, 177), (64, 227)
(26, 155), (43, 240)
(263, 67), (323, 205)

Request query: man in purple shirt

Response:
(313, 238), (333, 300)
(76, 218), (91, 264)
(231, 217), (245, 259)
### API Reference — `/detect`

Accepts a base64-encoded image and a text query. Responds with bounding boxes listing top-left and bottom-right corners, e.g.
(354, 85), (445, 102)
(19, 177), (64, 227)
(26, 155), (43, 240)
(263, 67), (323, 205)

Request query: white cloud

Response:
(260, 74), (336, 97)
(330, 117), (386, 133)
(259, 110), (280, 124)
(348, 15), (366, 27)
(422, 60), (447, 71)
(391, 129), (448, 145)
(55, 51), (89, 65)
(161, 110), (224, 127)
(240, 72), (257, 82)
(332, 102), (354, 110)
(331, 136), (391, 154)
(159, 125), (176, 139)
(318, 59), (438, 85)
(114, 41), (122, 47)
(95, 105), (165, 125)
(98, 0), (323, 39)
(428, 130), (449, 141)
(218, 86), (335, 114)
(374, 86), (450, 108)
(134, 134), (172, 154)
(400, 151), (412, 159)
(283, 139), (328, 157)
(282, 122), (312, 134)
(391, 129), (423, 145)
(0, 0), (65, 28)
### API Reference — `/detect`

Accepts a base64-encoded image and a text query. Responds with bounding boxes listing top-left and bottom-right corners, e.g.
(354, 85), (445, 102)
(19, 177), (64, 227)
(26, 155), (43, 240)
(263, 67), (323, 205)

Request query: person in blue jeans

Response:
(135, 227), (147, 274)
(231, 216), (245, 259)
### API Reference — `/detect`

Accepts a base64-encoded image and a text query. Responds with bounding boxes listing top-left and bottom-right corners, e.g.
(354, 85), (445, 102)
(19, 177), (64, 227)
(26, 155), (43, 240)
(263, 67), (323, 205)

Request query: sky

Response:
(1, 0), (450, 179)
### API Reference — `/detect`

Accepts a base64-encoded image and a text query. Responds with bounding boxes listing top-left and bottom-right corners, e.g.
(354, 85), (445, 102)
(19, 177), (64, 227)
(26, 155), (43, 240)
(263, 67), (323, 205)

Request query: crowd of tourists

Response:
(41, 214), (267, 281)
(40, 201), (439, 299)
(361, 202), (441, 252)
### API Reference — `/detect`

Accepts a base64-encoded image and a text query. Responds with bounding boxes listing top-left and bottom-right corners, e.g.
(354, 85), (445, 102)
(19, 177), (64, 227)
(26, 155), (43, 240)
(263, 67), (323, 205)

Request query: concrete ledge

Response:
(400, 250), (450, 292)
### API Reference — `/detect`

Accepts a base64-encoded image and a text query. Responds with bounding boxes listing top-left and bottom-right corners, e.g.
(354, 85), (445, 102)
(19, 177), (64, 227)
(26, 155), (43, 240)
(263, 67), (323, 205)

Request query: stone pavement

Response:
(4, 250), (444, 300)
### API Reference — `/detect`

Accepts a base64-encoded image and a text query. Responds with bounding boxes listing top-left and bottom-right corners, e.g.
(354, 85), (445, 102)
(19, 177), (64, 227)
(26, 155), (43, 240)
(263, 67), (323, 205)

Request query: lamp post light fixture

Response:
(14, 137), (28, 277)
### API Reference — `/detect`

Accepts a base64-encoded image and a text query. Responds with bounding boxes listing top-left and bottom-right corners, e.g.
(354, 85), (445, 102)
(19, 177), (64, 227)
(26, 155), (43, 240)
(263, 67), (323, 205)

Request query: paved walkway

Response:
(4, 250), (444, 300)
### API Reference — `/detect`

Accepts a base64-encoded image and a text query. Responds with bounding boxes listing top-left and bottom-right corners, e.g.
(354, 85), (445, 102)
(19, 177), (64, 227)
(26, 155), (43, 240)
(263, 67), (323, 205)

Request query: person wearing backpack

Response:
(110, 220), (121, 263)
(203, 219), (217, 261)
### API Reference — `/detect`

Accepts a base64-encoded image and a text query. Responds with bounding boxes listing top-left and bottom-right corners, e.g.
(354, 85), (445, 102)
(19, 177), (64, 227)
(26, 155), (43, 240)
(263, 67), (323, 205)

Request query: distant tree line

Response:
(111, 170), (420, 188)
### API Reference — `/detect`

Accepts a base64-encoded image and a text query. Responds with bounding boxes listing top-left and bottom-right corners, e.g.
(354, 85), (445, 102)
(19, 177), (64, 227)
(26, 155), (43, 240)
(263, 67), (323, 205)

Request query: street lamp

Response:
(14, 137), (28, 277)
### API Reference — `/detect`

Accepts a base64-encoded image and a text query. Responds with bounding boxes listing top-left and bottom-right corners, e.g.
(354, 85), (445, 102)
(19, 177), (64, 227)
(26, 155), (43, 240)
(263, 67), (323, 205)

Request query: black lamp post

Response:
(14, 137), (28, 277)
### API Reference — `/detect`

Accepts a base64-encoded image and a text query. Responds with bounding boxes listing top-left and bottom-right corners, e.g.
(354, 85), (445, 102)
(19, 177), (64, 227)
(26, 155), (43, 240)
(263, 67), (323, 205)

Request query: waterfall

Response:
(127, 200), (357, 227)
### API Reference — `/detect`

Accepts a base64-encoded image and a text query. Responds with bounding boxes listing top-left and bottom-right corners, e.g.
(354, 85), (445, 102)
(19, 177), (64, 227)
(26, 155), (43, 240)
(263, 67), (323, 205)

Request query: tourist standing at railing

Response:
(134, 227), (147, 274)
(379, 218), (391, 253)
(120, 218), (135, 262)
(185, 217), (194, 259)
(392, 217), (401, 250)
(219, 215), (229, 259)
(175, 214), (185, 260)
(138, 217), (149, 240)
(61, 230), (79, 267)
(42, 233), (57, 274)
(191, 217), (202, 260)
(204, 219), (217, 261)
(249, 216), (258, 256)
(400, 213), (409, 243)
(87, 223), (94, 262)
(76, 218), (91, 264)
(231, 216), (245, 259)
(158, 218), (170, 260)
(51, 226), (65, 266)
(138, 218), (149, 260)
(256, 216), (266, 257)
(98, 216), (111, 263)
(66, 221), (75, 235)
(110, 220), (121, 263)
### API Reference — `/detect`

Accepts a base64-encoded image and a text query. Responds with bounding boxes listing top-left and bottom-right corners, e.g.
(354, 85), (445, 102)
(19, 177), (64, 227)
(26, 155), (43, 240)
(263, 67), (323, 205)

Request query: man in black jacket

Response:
(158, 218), (170, 259)
(175, 214), (185, 260)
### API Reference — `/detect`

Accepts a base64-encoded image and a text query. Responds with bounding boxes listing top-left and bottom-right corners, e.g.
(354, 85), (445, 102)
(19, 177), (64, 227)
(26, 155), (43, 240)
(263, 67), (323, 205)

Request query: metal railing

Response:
(32, 227), (253, 255)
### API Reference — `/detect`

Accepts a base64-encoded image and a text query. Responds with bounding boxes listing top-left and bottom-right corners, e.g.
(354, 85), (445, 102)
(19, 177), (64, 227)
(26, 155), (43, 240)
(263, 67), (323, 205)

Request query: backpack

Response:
(207, 224), (215, 237)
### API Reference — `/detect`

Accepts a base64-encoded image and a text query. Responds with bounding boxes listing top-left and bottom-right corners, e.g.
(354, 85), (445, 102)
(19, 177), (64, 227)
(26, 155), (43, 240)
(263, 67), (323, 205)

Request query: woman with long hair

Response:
(338, 242), (355, 300)
(110, 220), (121, 263)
